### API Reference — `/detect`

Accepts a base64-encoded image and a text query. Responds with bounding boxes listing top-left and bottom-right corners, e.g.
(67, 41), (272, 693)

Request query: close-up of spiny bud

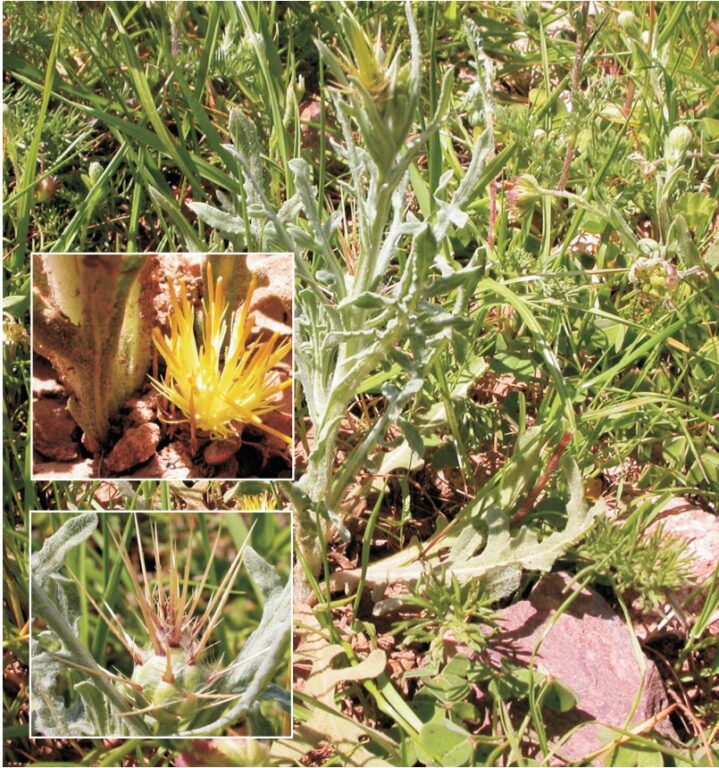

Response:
(30, 512), (291, 738)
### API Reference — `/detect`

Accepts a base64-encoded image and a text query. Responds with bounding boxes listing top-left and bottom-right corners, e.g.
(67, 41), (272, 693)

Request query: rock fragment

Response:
(131, 441), (195, 479)
(447, 572), (674, 765)
(646, 497), (719, 587)
(123, 391), (161, 427)
(204, 437), (242, 466)
(33, 397), (79, 461)
(104, 422), (160, 473)
(641, 497), (719, 636)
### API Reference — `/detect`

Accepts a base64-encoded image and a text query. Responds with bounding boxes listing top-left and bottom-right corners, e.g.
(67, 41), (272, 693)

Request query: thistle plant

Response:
(192, 6), (602, 600)
(150, 262), (292, 447)
(32, 254), (157, 448)
(191, 5), (494, 578)
(30, 512), (291, 738)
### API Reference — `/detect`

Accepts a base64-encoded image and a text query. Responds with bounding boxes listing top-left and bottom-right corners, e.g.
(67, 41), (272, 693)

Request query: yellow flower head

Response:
(235, 491), (278, 511)
(150, 263), (292, 445)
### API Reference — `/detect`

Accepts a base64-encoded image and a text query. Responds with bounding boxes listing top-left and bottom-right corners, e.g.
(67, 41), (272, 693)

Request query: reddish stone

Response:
(643, 497), (719, 636)
(204, 437), (242, 466)
(33, 458), (96, 480)
(258, 367), (293, 459)
(33, 397), (79, 461)
(483, 573), (673, 765)
(123, 391), (161, 427)
(131, 441), (195, 479)
(32, 357), (65, 398)
(246, 252), (293, 337)
(104, 422), (160, 473)
(646, 497), (719, 586)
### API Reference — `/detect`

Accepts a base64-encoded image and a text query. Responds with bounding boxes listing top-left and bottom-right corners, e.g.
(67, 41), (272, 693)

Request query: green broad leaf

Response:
(700, 117), (719, 141)
(371, 440), (426, 493)
(31, 514), (150, 738)
(410, 687), (446, 724)
(398, 418), (425, 457)
(542, 678), (577, 713)
(187, 201), (247, 236)
(417, 719), (474, 767)
(606, 743), (665, 767)
(32, 512), (97, 587)
(397, 737), (418, 768)
(424, 266), (484, 298)
(431, 441), (459, 470)
(359, 363), (403, 394)
(75, 680), (111, 737)
(687, 450), (719, 487)
(422, 672), (471, 706)
(346, 291), (393, 310)
(492, 349), (538, 380)
(453, 460), (606, 598)
(675, 192), (716, 235)
(3, 291), (29, 317)
(488, 664), (533, 700)
(705, 244), (719, 270)
(450, 701), (477, 721)
(217, 547), (290, 694)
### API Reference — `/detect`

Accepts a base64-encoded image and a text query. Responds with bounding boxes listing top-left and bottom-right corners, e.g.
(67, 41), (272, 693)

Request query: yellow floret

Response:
(150, 263), (291, 445)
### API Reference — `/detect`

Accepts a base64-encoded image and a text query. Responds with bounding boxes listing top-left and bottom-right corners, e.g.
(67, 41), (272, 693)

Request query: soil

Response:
(32, 254), (293, 480)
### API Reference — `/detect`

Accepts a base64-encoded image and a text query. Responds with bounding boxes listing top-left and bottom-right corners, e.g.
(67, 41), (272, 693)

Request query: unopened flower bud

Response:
(34, 176), (59, 203)
(665, 125), (692, 166)
(506, 174), (543, 216)
(629, 256), (678, 294)
(88, 161), (103, 186)
(617, 11), (637, 31)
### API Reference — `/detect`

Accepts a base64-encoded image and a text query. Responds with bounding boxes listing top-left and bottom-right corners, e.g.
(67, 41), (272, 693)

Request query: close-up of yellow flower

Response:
(150, 263), (292, 446)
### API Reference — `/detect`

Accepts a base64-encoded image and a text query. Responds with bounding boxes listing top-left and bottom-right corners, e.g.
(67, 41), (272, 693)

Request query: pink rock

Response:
(643, 497), (719, 636)
(123, 391), (161, 427)
(159, 442), (195, 478)
(258, 366), (293, 460)
(33, 457), (96, 480)
(300, 98), (322, 148)
(104, 422), (160, 473)
(483, 572), (673, 765)
(246, 252), (293, 334)
(646, 497), (719, 586)
(32, 356), (65, 398)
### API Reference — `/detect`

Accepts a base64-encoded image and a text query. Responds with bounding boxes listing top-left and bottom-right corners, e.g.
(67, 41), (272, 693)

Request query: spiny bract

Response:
(150, 262), (292, 444)
(82, 516), (253, 733)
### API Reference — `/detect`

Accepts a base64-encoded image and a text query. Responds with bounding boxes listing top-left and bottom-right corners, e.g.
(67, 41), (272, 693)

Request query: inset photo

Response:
(31, 253), (294, 480)
(29, 510), (291, 739)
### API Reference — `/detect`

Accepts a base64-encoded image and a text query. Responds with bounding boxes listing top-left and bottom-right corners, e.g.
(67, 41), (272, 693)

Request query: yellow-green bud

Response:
(665, 125), (692, 166)
(131, 650), (208, 724)
(617, 11), (638, 31)
(88, 162), (103, 187)
(506, 174), (543, 216)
